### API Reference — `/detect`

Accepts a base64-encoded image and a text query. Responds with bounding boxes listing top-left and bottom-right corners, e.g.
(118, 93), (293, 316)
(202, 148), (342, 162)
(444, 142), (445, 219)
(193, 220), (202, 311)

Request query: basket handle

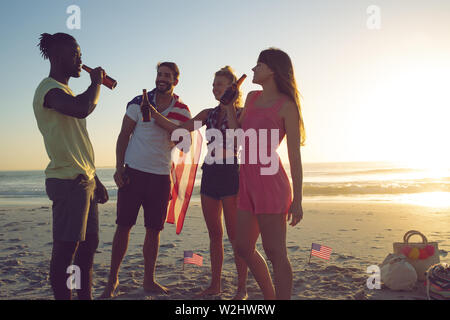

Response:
(403, 230), (418, 242)
(404, 230), (428, 244)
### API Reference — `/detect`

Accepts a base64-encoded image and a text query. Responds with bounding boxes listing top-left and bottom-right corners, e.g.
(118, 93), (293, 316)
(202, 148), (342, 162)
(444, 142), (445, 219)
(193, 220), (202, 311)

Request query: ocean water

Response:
(0, 162), (449, 207)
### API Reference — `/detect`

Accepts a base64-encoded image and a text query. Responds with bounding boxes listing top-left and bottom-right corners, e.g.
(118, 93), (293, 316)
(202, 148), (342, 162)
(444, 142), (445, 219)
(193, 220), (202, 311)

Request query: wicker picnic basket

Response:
(393, 230), (440, 281)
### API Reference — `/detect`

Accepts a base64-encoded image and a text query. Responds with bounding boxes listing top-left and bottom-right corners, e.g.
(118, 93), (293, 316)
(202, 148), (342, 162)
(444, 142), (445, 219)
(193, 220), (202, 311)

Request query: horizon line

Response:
(0, 160), (416, 172)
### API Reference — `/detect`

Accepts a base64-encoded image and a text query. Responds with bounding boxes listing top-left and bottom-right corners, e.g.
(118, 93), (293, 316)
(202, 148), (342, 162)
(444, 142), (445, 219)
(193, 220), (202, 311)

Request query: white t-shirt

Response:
(124, 95), (191, 175)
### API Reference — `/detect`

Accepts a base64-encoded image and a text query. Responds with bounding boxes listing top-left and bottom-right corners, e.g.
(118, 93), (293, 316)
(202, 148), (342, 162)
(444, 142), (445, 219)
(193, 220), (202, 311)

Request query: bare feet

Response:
(100, 278), (119, 299)
(232, 290), (248, 300)
(195, 285), (221, 298)
(143, 281), (169, 294)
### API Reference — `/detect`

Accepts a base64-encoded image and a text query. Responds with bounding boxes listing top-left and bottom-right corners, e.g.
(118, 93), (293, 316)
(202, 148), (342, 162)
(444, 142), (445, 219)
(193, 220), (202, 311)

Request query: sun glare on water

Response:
(398, 192), (450, 208)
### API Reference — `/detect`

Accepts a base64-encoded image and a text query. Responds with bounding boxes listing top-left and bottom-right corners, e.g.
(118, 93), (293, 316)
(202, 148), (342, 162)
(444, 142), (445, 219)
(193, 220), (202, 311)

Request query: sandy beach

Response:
(1, 198), (448, 301)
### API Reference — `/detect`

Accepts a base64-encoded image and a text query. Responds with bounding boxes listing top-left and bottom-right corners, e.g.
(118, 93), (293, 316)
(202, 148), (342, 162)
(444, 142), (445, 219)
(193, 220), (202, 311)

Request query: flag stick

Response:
(308, 244), (312, 264)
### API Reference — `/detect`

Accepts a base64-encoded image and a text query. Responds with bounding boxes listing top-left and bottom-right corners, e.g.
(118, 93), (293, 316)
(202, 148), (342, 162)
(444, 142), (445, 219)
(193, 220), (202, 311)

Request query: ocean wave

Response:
(1, 166), (449, 199)
(0, 190), (47, 197)
(0, 189), (118, 198)
(319, 168), (423, 176)
(303, 181), (450, 196)
(1, 181), (449, 198)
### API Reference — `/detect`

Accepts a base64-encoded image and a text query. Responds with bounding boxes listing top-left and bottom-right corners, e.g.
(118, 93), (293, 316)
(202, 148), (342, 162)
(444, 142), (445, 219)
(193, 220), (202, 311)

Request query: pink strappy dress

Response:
(238, 91), (292, 215)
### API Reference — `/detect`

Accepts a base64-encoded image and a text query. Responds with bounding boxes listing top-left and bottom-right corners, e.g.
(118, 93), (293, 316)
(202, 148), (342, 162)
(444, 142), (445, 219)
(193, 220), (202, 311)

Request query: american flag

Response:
(310, 243), (332, 261)
(166, 130), (202, 234)
(184, 251), (203, 266)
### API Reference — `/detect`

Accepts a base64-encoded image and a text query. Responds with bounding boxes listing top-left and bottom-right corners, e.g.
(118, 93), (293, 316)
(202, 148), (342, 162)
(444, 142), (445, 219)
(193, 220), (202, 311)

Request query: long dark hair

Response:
(258, 48), (306, 146)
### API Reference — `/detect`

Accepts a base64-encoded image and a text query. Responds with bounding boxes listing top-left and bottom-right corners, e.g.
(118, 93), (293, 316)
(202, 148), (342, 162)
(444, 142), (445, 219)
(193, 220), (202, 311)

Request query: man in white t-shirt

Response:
(101, 62), (191, 298)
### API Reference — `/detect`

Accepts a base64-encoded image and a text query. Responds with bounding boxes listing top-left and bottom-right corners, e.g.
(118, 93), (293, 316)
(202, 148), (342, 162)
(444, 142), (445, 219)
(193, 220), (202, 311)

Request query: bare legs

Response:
(197, 194), (222, 296)
(197, 194), (248, 299)
(50, 240), (78, 300)
(258, 214), (292, 299)
(222, 196), (248, 300)
(50, 233), (99, 300)
(143, 227), (168, 293)
(235, 211), (292, 300)
(235, 210), (276, 300)
(101, 225), (168, 298)
(100, 225), (131, 298)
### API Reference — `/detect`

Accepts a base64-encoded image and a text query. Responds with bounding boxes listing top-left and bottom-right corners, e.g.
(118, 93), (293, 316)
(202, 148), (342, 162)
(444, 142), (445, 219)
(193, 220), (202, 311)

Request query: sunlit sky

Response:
(0, 0), (449, 171)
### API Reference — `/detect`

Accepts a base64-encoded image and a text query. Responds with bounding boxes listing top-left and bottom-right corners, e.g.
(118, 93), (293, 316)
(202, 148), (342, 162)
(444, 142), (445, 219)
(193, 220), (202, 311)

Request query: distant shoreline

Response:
(0, 160), (417, 173)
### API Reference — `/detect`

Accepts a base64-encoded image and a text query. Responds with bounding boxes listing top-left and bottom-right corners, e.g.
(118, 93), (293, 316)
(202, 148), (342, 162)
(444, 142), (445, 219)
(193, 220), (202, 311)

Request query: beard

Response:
(156, 81), (172, 93)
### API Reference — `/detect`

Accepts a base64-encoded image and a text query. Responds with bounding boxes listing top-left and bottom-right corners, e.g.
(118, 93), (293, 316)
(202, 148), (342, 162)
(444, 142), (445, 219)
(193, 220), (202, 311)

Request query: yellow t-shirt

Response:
(33, 77), (96, 180)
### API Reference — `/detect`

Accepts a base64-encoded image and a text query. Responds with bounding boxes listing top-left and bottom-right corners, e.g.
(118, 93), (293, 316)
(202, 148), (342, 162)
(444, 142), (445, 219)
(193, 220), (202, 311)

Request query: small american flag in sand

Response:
(184, 251), (203, 266)
(309, 243), (332, 261)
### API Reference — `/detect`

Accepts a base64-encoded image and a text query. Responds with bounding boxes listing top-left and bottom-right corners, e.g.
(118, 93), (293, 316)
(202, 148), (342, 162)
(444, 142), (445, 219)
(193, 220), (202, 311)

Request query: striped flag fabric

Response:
(166, 129), (203, 234)
(166, 103), (191, 124)
(310, 243), (332, 261)
(163, 94), (203, 235)
(184, 251), (203, 266)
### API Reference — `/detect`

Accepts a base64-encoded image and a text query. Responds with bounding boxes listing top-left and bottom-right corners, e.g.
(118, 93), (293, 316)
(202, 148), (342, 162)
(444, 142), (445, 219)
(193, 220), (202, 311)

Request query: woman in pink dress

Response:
(224, 48), (305, 299)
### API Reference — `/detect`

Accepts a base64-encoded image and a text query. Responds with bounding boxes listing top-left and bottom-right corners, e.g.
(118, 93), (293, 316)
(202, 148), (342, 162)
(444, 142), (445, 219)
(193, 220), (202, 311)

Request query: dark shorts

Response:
(46, 175), (98, 242)
(200, 161), (239, 200)
(116, 166), (171, 230)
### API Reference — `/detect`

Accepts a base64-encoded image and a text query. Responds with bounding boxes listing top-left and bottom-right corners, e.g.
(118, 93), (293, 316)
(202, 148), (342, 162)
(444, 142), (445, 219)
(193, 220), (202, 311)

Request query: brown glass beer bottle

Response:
(82, 65), (117, 90)
(220, 74), (247, 105)
(141, 89), (151, 122)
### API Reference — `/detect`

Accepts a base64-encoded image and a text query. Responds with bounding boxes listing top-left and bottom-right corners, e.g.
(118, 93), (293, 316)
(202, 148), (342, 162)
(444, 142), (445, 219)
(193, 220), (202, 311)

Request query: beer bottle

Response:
(82, 65), (117, 90)
(220, 74), (247, 105)
(141, 89), (151, 122)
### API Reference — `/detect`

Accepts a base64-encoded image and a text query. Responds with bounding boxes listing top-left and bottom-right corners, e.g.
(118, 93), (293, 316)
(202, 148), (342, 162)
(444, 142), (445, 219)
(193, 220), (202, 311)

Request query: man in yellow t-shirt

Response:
(33, 32), (109, 300)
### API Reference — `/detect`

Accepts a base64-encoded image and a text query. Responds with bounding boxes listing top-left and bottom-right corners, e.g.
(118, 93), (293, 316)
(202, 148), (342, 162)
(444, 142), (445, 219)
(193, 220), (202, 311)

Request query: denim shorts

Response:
(200, 161), (239, 200)
(45, 175), (98, 242)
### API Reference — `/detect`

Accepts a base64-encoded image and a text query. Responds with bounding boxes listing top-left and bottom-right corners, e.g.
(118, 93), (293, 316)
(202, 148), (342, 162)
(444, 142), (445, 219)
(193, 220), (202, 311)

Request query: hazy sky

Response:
(1, 0), (449, 170)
